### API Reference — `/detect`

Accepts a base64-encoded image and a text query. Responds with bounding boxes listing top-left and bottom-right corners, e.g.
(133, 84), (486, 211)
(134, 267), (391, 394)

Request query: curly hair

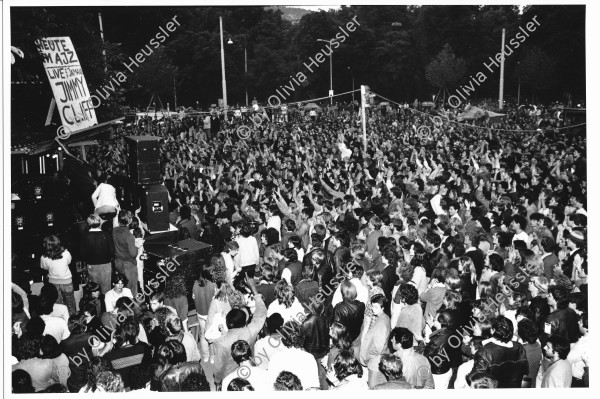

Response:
(274, 280), (295, 308)
(491, 316), (513, 343)
(153, 307), (173, 335)
(469, 372), (498, 389)
(15, 336), (41, 361)
(280, 320), (304, 348)
(366, 269), (384, 287)
(398, 263), (415, 283)
(517, 317), (539, 344)
(41, 235), (65, 260)
(96, 371), (125, 392)
(228, 289), (247, 310)
(82, 356), (114, 393)
(273, 371), (303, 391)
(227, 378), (255, 391)
(209, 256), (228, 284)
(181, 372), (211, 392)
(164, 274), (187, 299)
(444, 291), (462, 310)
(396, 283), (419, 305)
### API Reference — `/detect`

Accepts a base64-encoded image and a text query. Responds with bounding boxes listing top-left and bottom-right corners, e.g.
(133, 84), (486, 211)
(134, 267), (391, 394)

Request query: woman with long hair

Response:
(79, 356), (115, 393)
(260, 227), (281, 262)
(201, 221), (225, 254)
(267, 280), (305, 323)
(331, 350), (369, 390)
(164, 274), (189, 332)
(221, 241), (240, 287)
(152, 340), (206, 392)
(310, 248), (334, 295)
(458, 256), (477, 301)
(79, 281), (105, 317)
(40, 235), (76, 315)
(326, 322), (352, 371)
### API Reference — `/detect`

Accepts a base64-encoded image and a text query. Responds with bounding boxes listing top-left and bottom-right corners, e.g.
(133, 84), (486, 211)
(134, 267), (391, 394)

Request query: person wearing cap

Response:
(559, 228), (586, 284)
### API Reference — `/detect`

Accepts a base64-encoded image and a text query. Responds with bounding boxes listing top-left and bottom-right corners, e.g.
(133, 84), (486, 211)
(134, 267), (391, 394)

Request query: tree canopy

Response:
(10, 5), (585, 131)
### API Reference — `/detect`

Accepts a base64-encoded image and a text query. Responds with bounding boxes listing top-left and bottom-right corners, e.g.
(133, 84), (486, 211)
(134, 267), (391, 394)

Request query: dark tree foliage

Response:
(10, 5), (585, 134)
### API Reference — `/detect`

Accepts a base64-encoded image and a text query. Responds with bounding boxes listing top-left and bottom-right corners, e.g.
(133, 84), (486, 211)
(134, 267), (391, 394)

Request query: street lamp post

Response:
(317, 38), (333, 105)
(219, 16), (228, 121)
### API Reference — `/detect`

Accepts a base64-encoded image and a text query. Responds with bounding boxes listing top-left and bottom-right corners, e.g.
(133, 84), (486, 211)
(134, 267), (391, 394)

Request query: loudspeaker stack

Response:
(125, 136), (169, 232)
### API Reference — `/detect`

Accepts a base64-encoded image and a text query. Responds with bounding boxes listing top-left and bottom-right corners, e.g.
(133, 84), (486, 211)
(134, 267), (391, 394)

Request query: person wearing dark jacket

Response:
(294, 263), (319, 307)
(331, 232), (351, 275)
(545, 285), (581, 343)
(104, 317), (152, 389)
(81, 214), (115, 294)
(280, 249), (303, 287)
(60, 314), (93, 393)
(255, 264), (277, 308)
(153, 340), (207, 391)
(334, 281), (366, 348)
(176, 205), (198, 240)
(112, 211), (138, 296)
(470, 315), (529, 388)
(301, 301), (330, 390)
(423, 310), (463, 389)
(380, 248), (400, 309)
(465, 233), (486, 279)
(311, 249), (334, 298)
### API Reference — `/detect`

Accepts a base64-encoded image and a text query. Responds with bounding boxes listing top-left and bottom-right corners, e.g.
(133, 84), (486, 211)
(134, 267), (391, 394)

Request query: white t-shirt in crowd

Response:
(234, 236), (260, 268)
(222, 365), (272, 391)
(331, 278), (369, 307)
(254, 334), (286, 370)
(267, 215), (282, 235)
(104, 288), (133, 313)
(269, 347), (320, 390)
(267, 298), (306, 324)
(40, 314), (70, 343)
(92, 183), (119, 210)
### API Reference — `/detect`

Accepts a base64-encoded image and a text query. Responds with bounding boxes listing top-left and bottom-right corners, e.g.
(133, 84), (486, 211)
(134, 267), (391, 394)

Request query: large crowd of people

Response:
(11, 100), (588, 392)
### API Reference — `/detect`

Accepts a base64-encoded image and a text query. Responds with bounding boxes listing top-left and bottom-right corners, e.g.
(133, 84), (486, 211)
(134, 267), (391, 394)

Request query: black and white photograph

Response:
(4, 0), (597, 394)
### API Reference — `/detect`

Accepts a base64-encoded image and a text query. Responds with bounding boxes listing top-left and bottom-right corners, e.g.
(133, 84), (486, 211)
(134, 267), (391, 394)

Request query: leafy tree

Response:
(425, 43), (467, 101)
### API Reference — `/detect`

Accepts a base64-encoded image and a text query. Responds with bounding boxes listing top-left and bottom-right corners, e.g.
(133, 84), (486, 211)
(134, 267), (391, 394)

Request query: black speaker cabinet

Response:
(126, 136), (161, 185)
(139, 184), (170, 232)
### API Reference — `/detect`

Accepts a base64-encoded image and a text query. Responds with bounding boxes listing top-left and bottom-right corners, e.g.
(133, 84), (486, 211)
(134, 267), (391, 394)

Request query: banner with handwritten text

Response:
(36, 37), (97, 132)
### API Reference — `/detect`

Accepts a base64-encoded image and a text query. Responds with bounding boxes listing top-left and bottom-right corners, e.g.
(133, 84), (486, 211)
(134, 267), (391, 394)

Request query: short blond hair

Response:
(87, 214), (103, 228)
